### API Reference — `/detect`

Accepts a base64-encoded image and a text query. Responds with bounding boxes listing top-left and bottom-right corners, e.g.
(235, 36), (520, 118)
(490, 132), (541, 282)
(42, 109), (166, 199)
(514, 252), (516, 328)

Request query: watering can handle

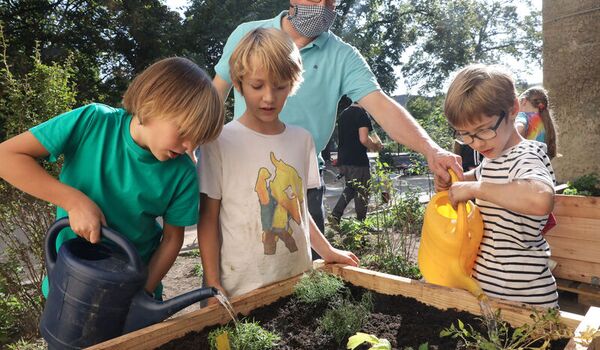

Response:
(448, 169), (468, 236)
(44, 217), (144, 275)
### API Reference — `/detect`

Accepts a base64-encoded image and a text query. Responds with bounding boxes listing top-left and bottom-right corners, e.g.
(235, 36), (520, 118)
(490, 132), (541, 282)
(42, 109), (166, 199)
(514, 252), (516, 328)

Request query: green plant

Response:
(293, 270), (345, 305)
(5, 338), (46, 350)
(563, 173), (600, 196)
(363, 253), (421, 280)
(208, 320), (280, 350)
(319, 292), (373, 345)
(192, 263), (203, 279)
(347, 332), (391, 350)
(440, 308), (572, 350)
(575, 326), (600, 347)
(0, 26), (77, 343)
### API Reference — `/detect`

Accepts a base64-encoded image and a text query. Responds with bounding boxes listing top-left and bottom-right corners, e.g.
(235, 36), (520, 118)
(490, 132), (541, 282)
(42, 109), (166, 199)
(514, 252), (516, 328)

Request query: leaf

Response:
(347, 332), (376, 349)
(417, 342), (429, 350)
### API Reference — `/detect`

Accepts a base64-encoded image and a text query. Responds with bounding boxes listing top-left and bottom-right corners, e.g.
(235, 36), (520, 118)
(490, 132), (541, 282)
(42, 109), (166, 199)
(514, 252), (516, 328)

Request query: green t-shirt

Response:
(31, 104), (199, 296)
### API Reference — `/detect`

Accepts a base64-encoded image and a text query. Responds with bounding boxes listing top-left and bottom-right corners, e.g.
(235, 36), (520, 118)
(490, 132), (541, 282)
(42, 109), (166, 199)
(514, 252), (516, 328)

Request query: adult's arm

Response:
(358, 91), (463, 182)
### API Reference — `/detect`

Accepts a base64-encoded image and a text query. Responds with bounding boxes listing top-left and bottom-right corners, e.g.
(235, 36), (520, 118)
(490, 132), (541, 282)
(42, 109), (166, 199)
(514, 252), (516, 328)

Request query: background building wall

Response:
(543, 0), (600, 182)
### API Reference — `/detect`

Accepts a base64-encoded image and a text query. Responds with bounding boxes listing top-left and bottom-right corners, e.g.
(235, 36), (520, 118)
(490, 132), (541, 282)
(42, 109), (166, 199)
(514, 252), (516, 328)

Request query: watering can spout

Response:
(123, 286), (218, 333)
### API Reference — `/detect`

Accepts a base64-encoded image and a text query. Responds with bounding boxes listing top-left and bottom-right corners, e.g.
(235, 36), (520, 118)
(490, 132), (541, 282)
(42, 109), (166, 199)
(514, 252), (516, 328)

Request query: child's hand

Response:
(448, 181), (478, 209)
(66, 196), (106, 243)
(323, 247), (360, 267)
(206, 284), (227, 306)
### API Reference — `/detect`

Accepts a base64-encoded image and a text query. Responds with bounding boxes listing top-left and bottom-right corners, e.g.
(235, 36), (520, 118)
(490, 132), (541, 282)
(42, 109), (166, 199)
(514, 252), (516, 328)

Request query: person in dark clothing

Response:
(331, 104), (383, 224)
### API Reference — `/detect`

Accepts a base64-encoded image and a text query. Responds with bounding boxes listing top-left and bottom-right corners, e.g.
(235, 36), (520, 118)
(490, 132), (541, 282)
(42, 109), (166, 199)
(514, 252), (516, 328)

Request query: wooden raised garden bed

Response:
(88, 263), (600, 350)
(545, 194), (600, 308)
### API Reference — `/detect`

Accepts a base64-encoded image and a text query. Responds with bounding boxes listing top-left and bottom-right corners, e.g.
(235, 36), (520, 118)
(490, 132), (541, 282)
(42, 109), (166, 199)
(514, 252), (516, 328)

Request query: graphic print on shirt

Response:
(254, 152), (304, 255)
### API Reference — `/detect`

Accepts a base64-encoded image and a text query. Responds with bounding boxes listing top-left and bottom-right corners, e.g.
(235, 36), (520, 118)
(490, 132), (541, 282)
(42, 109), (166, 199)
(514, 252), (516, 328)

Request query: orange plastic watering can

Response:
(418, 170), (485, 298)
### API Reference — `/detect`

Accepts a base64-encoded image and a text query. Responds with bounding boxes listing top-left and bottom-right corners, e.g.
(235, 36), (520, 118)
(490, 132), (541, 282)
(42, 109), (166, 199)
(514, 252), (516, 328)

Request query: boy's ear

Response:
(509, 97), (520, 120)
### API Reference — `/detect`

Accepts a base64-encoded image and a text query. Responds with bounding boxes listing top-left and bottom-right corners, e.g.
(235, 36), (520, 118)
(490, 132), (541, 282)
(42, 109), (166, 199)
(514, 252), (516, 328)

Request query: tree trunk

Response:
(543, 0), (600, 182)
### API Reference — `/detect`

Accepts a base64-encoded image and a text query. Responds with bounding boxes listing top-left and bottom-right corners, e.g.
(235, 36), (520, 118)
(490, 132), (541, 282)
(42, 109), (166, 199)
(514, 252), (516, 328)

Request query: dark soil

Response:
(157, 284), (569, 350)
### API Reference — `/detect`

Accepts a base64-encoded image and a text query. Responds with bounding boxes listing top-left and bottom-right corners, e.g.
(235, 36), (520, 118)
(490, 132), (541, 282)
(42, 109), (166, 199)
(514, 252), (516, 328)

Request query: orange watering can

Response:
(418, 170), (485, 299)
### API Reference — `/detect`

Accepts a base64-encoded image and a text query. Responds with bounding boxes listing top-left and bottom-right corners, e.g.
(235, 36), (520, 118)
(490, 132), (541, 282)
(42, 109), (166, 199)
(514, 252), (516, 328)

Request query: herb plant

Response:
(319, 292), (374, 345)
(440, 308), (572, 350)
(208, 320), (280, 350)
(293, 270), (345, 304)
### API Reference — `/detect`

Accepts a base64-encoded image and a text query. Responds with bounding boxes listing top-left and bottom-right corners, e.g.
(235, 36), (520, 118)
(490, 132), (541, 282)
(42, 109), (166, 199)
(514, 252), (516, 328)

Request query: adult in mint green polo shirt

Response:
(30, 104), (199, 299)
(212, 1), (463, 240)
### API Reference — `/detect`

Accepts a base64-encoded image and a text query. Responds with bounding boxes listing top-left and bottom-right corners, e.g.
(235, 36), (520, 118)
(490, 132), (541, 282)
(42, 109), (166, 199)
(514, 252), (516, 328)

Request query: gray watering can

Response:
(40, 217), (217, 349)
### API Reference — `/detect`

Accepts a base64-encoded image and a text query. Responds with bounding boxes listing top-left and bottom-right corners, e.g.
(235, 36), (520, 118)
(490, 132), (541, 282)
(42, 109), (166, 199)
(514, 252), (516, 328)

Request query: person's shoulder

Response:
(285, 124), (313, 140)
(233, 14), (280, 34)
(512, 140), (548, 159)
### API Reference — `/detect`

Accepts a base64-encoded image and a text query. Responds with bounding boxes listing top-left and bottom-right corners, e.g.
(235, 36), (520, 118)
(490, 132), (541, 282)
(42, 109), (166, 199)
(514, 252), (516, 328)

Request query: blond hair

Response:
(123, 57), (224, 147)
(444, 64), (517, 128)
(229, 28), (303, 95)
(520, 86), (558, 159)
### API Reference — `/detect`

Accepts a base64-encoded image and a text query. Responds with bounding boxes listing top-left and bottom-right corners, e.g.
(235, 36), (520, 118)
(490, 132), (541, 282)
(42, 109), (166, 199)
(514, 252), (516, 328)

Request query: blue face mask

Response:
(287, 4), (337, 38)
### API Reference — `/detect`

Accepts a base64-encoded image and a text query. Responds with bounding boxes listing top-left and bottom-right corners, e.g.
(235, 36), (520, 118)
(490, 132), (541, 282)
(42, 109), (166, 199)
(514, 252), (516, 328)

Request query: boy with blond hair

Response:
(197, 28), (358, 300)
(437, 64), (558, 307)
(0, 57), (224, 298)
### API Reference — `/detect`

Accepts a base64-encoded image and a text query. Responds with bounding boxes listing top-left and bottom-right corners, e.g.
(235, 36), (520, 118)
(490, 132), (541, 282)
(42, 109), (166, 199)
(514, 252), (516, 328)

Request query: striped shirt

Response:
(473, 140), (558, 307)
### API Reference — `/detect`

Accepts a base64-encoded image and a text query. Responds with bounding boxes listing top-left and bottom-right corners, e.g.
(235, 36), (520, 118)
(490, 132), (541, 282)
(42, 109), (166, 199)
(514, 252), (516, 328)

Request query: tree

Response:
(403, 0), (541, 92)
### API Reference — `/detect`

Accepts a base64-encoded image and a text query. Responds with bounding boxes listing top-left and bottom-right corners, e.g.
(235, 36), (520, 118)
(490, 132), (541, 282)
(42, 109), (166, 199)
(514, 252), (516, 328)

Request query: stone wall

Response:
(543, 0), (600, 182)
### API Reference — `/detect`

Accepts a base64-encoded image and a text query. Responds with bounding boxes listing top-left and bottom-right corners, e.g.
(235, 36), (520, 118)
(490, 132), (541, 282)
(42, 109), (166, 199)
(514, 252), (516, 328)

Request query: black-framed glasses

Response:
(453, 111), (506, 145)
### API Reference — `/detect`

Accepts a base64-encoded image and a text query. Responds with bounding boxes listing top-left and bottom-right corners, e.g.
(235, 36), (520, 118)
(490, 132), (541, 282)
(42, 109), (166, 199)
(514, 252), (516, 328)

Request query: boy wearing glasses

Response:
(436, 64), (558, 308)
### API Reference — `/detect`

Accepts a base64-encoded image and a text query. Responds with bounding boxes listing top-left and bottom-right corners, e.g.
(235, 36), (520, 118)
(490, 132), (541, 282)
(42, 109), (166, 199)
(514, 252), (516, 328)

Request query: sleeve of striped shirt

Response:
(508, 144), (555, 189)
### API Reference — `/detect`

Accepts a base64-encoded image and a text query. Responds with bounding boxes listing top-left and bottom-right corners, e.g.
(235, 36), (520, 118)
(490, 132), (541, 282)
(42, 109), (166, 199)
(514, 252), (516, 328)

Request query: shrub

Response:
(563, 173), (600, 196)
(293, 270), (345, 305)
(0, 26), (77, 343)
(208, 320), (280, 350)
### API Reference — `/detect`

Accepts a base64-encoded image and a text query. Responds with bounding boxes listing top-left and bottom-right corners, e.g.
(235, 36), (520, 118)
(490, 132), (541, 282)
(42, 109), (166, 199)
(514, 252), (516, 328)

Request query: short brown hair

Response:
(444, 64), (517, 128)
(229, 28), (303, 95)
(123, 57), (224, 147)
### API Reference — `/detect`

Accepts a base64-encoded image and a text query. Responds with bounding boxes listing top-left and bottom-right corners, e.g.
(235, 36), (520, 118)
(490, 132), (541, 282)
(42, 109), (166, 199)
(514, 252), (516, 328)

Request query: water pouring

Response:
(40, 217), (217, 349)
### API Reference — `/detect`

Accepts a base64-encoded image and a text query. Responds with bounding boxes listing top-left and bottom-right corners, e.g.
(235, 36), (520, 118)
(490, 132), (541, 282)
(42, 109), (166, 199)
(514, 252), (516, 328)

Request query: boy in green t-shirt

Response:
(0, 57), (224, 298)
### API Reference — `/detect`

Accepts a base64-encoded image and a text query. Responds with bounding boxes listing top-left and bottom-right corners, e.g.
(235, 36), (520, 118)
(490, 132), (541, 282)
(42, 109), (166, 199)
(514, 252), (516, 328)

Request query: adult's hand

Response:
(425, 147), (463, 184)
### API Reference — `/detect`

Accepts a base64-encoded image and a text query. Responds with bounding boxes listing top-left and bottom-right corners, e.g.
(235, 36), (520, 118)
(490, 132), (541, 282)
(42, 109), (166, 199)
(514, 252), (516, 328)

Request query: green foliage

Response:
(5, 338), (46, 350)
(440, 308), (572, 350)
(335, 217), (374, 255)
(293, 270), (345, 305)
(193, 263), (203, 279)
(319, 292), (374, 345)
(403, 0), (541, 92)
(563, 173), (600, 196)
(0, 30), (77, 343)
(347, 332), (391, 350)
(407, 96), (454, 152)
(208, 320), (280, 350)
(363, 253), (422, 280)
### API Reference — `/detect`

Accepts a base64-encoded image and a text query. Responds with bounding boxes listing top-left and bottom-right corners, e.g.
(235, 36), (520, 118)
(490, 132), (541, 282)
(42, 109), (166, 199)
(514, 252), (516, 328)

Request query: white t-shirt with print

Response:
(198, 121), (320, 298)
(473, 140), (558, 307)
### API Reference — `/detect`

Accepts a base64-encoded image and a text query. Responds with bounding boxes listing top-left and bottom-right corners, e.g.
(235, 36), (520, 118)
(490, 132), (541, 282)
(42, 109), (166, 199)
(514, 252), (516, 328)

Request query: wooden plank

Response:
(546, 236), (600, 264)
(565, 307), (600, 350)
(87, 274), (303, 350)
(578, 283), (600, 308)
(547, 216), (600, 241)
(554, 195), (600, 220)
(553, 258), (600, 285)
(323, 264), (583, 331)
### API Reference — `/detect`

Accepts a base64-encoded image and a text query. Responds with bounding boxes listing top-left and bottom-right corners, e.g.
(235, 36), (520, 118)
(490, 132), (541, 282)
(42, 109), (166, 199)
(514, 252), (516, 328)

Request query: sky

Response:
(165, 0), (543, 95)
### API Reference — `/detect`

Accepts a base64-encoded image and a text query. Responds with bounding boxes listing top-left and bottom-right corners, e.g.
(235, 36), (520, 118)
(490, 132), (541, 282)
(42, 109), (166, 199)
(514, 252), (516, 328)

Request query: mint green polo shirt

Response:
(31, 104), (199, 297)
(215, 11), (380, 154)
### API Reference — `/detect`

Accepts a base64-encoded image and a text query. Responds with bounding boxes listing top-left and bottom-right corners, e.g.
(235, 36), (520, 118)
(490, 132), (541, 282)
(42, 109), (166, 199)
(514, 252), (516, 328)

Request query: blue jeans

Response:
(307, 185), (325, 260)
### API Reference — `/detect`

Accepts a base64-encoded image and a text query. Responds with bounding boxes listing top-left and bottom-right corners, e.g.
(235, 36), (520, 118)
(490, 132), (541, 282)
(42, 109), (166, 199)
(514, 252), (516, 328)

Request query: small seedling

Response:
(347, 332), (391, 350)
(440, 308), (572, 350)
(575, 326), (600, 347)
(208, 320), (280, 350)
(319, 292), (374, 345)
(293, 270), (345, 304)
